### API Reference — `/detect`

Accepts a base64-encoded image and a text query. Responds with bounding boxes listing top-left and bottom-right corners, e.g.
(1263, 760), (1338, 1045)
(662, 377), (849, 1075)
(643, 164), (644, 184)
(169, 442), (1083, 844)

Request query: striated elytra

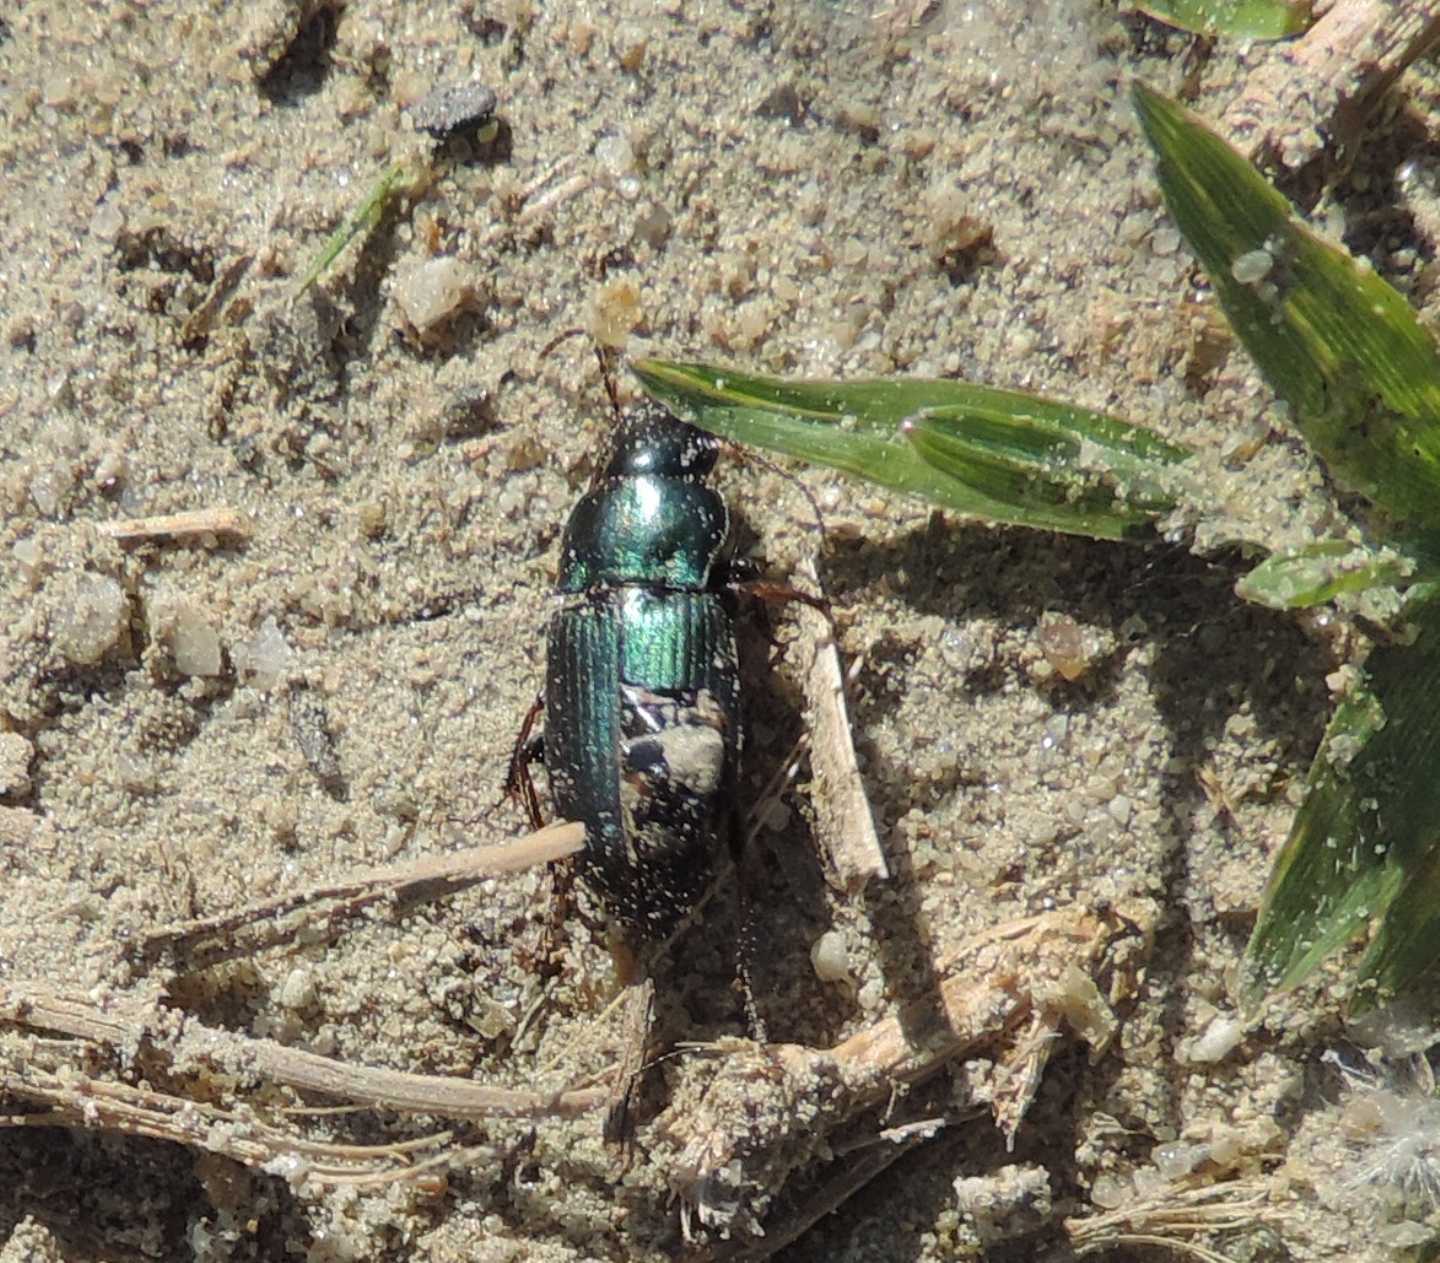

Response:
(540, 402), (742, 938)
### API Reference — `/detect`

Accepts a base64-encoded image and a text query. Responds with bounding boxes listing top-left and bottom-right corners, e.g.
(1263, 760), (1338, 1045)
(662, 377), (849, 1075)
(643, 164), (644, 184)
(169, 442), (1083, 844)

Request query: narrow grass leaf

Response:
(631, 358), (1194, 541)
(293, 161), (412, 300)
(1354, 812), (1440, 1008)
(1246, 592), (1440, 1001)
(1136, 0), (1310, 39)
(1237, 540), (1415, 610)
(905, 403), (1188, 518)
(1133, 83), (1440, 530)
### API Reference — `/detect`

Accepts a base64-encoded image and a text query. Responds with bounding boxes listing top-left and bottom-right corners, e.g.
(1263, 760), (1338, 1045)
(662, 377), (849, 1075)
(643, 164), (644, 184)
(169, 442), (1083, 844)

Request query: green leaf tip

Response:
(1133, 83), (1440, 532)
(1244, 594), (1440, 1006)
(1135, 0), (1310, 40)
(1237, 540), (1415, 610)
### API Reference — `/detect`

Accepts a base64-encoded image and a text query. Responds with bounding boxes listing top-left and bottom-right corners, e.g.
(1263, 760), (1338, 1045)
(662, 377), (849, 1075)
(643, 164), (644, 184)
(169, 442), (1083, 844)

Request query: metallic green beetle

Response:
(516, 401), (742, 939)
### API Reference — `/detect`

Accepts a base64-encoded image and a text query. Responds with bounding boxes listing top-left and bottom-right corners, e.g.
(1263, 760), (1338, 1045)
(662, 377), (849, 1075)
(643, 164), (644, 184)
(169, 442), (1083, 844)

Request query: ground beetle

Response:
(511, 377), (743, 942)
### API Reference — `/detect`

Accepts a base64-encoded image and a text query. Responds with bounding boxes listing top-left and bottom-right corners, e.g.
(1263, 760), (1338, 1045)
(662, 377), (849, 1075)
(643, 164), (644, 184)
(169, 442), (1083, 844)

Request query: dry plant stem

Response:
(602, 976), (657, 1149)
(180, 252), (253, 341)
(667, 900), (1157, 1233)
(97, 508), (254, 548)
(514, 173), (592, 228)
(2, 898), (1151, 1225)
(1, 822), (609, 1181)
(477, 155), (589, 247)
(0, 1060), (478, 1187)
(823, 902), (1142, 1090)
(1066, 1177), (1286, 1261)
(1, 984), (607, 1123)
(1220, 0), (1440, 171)
(138, 820), (585, 974)
(798, 555), (887, 891)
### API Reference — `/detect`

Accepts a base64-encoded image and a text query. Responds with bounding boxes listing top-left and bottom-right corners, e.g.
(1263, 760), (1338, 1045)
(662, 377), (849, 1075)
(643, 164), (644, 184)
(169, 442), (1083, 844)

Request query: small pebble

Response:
(232, 616), (293, 691)
(179, 613), (222, 678)
(1088, 1173), (1127, 1209)
(633, 202), (672, 250)
(280, 966), (317, 1010)
(30, 464), (75, 517)
(409, 81), (498, 140)
(589, 278), (641, 348)
(1036, 612), (1093, 682)
(0, 733), (35, 798)
(613, 22), (648, 71)
(289, 686), (343, 794)
(1150, 227), (1181, 256)
(1152, 1141), (1206, 1180)
(92, 447), (126, 491)
(595, 132), (637, 181)
(1187, 1014), (1245, 1063)
(53, 573), (128, 665)
(89, 197), (126, 241)
(396, 257), (475, 336)
(12, 538), (42, 578)
(149, 594), (222, 676)
(810, 930), (852, 985)
(356, 500), (387, 538)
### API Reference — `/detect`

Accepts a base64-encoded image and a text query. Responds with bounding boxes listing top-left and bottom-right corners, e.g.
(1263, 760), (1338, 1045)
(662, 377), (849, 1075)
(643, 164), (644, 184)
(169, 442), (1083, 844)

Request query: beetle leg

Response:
(725, 574), (835, 663)
(733, 576), (831, 619)
(538, 860), (581, 976)
(717, 557), (833, 630)
(730, 806), (770, 1044)
(506, 693), (585, 976)
(504, 693), (547, 831)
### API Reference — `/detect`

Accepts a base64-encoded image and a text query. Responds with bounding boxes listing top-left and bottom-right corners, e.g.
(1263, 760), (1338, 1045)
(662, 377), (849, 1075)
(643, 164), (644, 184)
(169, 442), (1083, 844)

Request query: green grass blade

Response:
(631, 358), (1194, 541)
(292, 160), (412, 301)
(1354, 815), (1440, 1007)
(1237, 540), (1415, 610)
(906, 402), (1188, 516)
(1245, 592), (1440, 1001)
(1133, 83), (1440, 530)
(1136, 0), (1310, 39)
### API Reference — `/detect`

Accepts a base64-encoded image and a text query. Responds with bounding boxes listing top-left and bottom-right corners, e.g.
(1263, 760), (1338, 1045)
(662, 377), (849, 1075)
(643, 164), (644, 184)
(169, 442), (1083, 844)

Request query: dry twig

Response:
(1, 985), (606, 1124)
(0, 823), (614, 1189)
(694, 1128), (937, 1260)
(1220, 0), (1440, 172)
(97, 508), (254, 548)
(3, 891), (1154, 1241)
(662, 898), (1157, 1239)
(1066, 1176), (1289, 1260)
(137, 820), (584, 974)
(4, 814), (1157, 1251)
(0, 1055), (483, 1190)
(798, 555), (887, 891)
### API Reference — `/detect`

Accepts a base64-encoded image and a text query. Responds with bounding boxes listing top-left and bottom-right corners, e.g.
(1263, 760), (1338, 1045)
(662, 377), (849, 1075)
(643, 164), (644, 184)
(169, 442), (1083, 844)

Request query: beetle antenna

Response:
(539, 327), (626, 425)
(741, 444), (828, 542)
(593, 344), (625, 424)
(538, 326), (586, 361)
